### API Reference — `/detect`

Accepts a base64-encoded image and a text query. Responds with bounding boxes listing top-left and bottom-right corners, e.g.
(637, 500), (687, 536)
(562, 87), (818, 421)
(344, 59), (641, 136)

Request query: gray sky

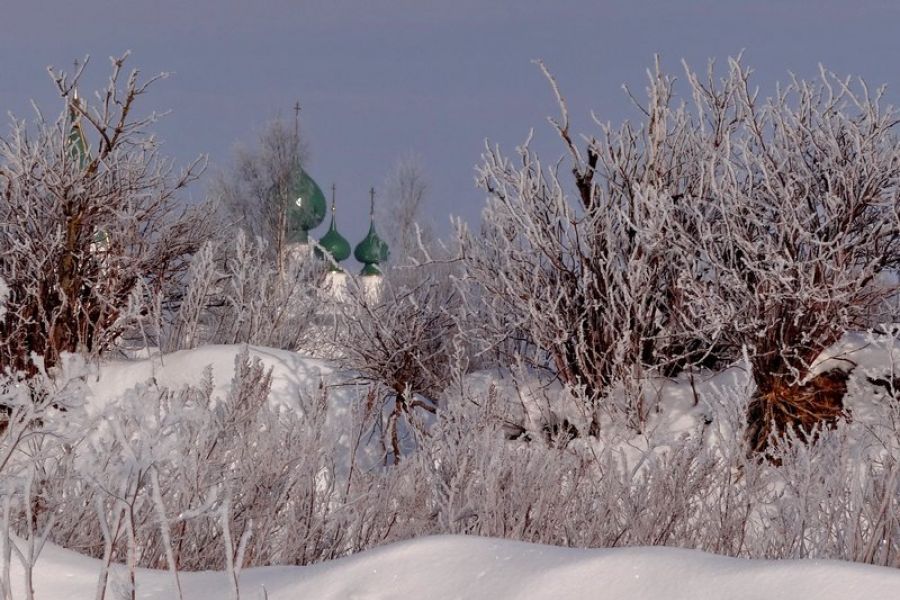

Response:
(2, 0), (900, 247)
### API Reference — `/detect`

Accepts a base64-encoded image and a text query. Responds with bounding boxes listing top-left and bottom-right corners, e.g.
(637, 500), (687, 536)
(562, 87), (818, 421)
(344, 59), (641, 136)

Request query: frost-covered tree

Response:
(0, 53), (212, 376)
(456, 60), (708, 428)
(457, 57), (900, 438)
(669, 59), (900, 450)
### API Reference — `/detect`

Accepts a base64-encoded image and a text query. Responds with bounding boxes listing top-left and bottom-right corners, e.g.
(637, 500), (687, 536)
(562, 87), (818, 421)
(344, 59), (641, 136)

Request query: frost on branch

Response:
(456, 57), (900, 441)
(0, 53), (214, 376)
(331, 267), (458, 463)
(670, 60), (900, 450)
(456, 59), (718, 429)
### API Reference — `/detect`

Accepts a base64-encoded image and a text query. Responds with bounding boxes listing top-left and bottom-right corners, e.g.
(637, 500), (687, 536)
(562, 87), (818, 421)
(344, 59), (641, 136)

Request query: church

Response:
(287, 167), (390, 300)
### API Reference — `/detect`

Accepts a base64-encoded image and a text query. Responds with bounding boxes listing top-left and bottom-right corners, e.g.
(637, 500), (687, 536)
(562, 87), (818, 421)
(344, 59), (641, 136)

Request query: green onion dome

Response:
(287, 168), (327, 244)
(354, 188), (390, 276)
(354, 222), (390, 266)
(316, 185), (351, 270)
(319, 219), (351, 264)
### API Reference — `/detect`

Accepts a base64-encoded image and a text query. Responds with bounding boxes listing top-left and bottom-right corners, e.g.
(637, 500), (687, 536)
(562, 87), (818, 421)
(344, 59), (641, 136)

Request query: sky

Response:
(2, 0), (900, 247)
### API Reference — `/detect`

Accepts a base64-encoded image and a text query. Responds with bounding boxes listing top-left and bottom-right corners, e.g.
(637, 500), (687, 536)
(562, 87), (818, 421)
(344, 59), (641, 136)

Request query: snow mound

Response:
(88, 344), (338, 408)
(15, 535), (900, 600)
(84, 344), (387, 473)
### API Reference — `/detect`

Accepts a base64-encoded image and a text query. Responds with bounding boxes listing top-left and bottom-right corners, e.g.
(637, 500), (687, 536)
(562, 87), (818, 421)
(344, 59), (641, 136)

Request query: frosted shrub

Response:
(384, 379), (899, 565)
(331, 269), (459, 463)
(0, 54), (213, 376)
(454, 60), (718, 429)
(208, 232), (326, 350)
(669, 61), (900, 451)
(164, 241), (222, 351)
(161, 231), (326, 352)
(52, 348), (350, 572)
(0, 356), (92, 600)
(1, 348), (898, 578)
(456, 57), (900, 439)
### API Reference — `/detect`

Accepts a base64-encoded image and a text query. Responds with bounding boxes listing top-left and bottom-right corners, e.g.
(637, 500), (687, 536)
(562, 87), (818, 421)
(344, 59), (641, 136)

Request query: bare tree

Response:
(210, 117), (316, 274)
(0, 53), (212, 376)
(379, 155), (433, 264)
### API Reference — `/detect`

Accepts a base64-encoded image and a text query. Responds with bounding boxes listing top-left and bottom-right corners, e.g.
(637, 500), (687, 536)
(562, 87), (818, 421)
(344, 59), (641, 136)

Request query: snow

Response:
(806, 330), (900, 380)
(85, 343), (390, 475)
(30, 342), (897, 598)
(461, 362), (752, 460)
(11, 535), (899, 600)
(463, 330), (900, 459)
(87, 344), (337, 409)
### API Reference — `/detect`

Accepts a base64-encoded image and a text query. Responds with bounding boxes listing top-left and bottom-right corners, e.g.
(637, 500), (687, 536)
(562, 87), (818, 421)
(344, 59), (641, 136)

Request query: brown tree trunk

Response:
(746, 369), (850, 456)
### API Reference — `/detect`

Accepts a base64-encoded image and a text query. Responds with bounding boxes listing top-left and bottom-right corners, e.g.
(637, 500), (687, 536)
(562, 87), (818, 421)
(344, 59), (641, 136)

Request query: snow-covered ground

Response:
(87, 344), (338, 409)
(89, 332), (898, 459)
(13, 535), (899, 600)
(84, 344), (392, 470)
(17, 341), (893, 599)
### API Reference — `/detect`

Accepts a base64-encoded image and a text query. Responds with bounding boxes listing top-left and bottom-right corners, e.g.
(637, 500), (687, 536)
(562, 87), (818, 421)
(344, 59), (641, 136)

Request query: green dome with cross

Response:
(316, 185), (351, 270)
(354, 187), (390, 276)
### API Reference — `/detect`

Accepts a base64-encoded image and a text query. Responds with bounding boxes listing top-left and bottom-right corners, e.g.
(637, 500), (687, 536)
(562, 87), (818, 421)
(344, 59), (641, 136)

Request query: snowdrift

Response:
(87, 344), (338, 408)
(15, 535), (900, 600)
